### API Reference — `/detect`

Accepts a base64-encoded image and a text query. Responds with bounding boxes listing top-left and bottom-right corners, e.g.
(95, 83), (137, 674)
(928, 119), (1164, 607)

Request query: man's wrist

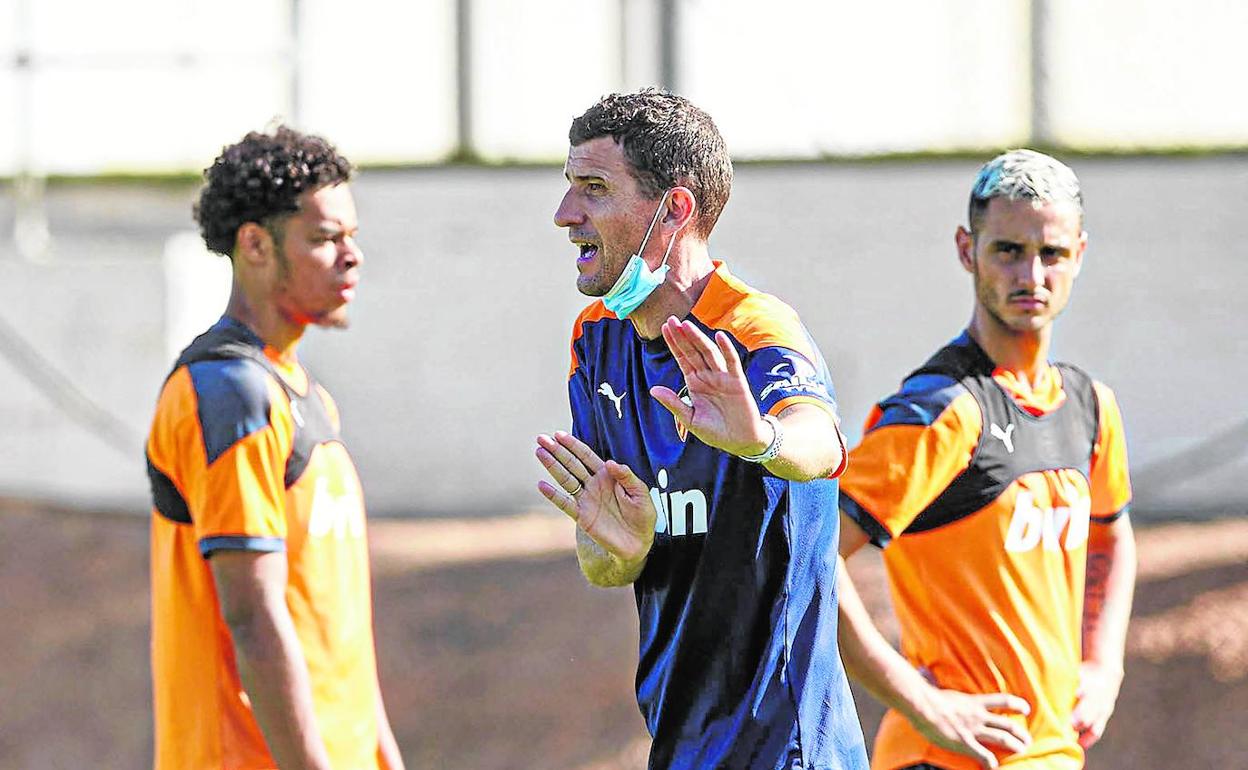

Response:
(614, 532), (655, 568)
(738, 414), (782, 463)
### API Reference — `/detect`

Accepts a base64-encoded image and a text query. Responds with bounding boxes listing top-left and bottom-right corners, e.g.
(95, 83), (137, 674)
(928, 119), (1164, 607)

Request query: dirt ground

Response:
(1, 500), (1245, 769)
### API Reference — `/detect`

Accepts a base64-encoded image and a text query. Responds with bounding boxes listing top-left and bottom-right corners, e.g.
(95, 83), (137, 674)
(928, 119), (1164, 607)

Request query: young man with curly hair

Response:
(146, 125), (404, 770)
(536, 89), (869, 770)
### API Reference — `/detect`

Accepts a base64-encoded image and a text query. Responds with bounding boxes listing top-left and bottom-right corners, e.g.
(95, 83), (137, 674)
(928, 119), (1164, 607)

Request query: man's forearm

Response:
(836, 557), (935, 720)
(1082, 516), (1137, 666)
(229, 606), (332, 770)
(761, 405), (845, 482)
(576, 527), (648, 587)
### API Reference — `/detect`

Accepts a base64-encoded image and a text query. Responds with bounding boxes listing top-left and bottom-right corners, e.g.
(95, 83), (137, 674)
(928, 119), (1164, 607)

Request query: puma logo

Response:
(598, 382), (626, 419)
(990, 422), (1015, 453)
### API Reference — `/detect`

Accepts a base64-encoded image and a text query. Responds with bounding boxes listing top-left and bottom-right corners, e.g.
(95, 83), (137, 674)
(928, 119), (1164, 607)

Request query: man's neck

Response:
(966, 308), (1052, 386)
(627, 246), (716, 340)
(224, 284), (304, 362)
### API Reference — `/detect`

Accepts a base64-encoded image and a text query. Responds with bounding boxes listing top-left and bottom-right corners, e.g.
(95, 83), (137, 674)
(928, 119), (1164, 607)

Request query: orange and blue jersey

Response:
(568, 261), (868, 770)
(146, 316), (381, 770)
(839, 331), (1132, 770)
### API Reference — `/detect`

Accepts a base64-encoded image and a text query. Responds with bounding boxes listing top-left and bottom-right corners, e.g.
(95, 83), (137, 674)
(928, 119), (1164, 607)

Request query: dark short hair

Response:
(194, 125), (353, 257)
(569, 89), (733, 238)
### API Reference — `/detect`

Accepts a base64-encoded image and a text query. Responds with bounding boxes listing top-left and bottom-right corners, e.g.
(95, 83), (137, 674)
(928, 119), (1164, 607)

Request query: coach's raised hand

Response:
(535, 431), (657, 586)
(649, 317), (772, 458)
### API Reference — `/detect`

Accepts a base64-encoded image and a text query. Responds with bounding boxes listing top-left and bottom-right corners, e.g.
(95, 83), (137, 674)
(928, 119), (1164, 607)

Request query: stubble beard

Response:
(973, 269), (1052, 337)
(577, 249), (627, 298)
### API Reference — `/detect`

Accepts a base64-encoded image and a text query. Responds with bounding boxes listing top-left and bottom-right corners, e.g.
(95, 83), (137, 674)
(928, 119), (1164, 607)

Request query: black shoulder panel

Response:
(148, 454), (191, 524)
(902, 345), (1101, 536)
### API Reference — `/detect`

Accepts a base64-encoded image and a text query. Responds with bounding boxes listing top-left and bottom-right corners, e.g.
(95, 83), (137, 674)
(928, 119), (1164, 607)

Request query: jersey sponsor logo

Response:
(759, 354), (825, 401)
(597, 382), (627, 419)
(307, 472), (365, 540)
(649, 467), (708, 536)
(990, 422), (1016, 453)
(1003, 490), (1090, 552)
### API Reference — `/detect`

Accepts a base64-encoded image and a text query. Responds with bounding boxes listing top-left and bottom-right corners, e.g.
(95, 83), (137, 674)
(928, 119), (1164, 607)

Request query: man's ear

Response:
(1071, 230), (1088, 278)
(666, 186), (698, 233)
(233, 222), (275, 267)
(955, 225), (975, 274)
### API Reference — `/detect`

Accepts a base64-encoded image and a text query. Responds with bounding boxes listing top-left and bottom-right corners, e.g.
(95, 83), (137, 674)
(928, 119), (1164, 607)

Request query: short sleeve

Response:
(1089, 381), (1132, 523)
(838, 377), (982, 547)
(181, 359), (293, 557)
(569, 324), (604, 455)
(745, 346), (839, 419)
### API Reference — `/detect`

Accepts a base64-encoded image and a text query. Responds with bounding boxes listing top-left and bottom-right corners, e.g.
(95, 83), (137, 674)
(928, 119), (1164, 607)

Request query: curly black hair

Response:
(193, 125), (354, 257)
(569, 89), (732, 238)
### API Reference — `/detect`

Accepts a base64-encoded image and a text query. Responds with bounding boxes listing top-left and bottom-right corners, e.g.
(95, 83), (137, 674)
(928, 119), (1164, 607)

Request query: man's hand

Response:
(909, 685), (1033, 769)
(1071, 659), (1123, 750)
(649, 317), (772, 457)
(535, 431), (656, 569)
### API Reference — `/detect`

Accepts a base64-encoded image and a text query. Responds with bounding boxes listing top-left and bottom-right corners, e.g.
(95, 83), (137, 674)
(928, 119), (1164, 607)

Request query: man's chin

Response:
(575, 275), (610, 298)
(312, 309), (351, 329)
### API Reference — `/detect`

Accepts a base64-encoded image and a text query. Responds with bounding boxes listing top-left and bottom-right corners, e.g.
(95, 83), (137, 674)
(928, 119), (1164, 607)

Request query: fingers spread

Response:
(664, 317), (720, 372)
(650, 385), (693, 424)
(553, 430), (605, 475)
(662, 318), (704, 374)
(715, 331), (744, 379)
(606, 460), (650, 498)
(535, 442), (585, 495)
(979, 693), (1031, 716)
(978, 726), (1027, 756)
(536, 480), (578, 522)
(962, 736), (997, 769)
(537, 433), (592, 480)
(982, 713), (1031, 747)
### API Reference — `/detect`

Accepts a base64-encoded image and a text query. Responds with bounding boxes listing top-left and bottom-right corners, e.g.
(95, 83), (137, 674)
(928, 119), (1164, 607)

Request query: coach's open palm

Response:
(650, 317), (771, 457)
(535, 431), (655, 563)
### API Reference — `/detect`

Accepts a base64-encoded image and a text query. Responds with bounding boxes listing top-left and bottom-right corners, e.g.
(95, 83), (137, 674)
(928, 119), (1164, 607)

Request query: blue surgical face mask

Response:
(601, 192), (685, 319)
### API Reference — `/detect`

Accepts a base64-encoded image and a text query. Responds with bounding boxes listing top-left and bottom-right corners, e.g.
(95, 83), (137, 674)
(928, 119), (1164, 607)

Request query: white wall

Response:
(1, 0), (1246, 177)
(3, 159), (1243, 517)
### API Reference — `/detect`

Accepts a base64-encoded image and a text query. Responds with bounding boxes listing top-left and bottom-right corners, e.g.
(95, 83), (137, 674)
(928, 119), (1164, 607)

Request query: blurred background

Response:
(1, 0), (1245, 768)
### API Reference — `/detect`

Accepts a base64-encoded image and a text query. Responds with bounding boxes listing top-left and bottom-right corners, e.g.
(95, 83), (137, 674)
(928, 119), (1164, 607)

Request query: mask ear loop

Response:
(657, 210), (688, 270)
(651, 189), (691, 271)
(633, 190), (671, 262)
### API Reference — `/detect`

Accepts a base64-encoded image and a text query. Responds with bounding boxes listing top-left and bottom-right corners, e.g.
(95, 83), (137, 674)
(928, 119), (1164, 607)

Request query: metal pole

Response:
(455, 0), (475, 159)
(1029, 0), (1054, 147)
(13, 0), (50, 261)
(289, 0), (302, 125)
(658, 0), (678, 93)
(617, 0), (629, 90)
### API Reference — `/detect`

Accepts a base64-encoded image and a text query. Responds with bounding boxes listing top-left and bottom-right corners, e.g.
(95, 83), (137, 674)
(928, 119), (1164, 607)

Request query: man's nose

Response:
(342, 236), (363, 268)
(1018, 252), (1044, 288)
(554, 189), (581, 228)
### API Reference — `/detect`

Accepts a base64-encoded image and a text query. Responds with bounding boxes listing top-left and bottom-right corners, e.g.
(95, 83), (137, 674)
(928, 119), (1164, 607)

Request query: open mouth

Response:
(577, 244), (600, 263)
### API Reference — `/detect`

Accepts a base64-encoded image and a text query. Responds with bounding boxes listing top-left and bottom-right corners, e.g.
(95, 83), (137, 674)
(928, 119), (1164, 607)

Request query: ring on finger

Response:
(567, 480), (583, 496)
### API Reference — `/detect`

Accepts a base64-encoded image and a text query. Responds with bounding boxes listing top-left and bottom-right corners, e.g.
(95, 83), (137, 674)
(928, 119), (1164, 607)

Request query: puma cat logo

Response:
(990, 422), (1015, 453)
(598, 382), (626, 419)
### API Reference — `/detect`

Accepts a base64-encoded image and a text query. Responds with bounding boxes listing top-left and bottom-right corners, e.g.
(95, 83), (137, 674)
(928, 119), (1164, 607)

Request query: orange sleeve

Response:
(155, 361), (295, 555)
(839, 391), (982, 545)
(1089, 381), (1132, 522)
